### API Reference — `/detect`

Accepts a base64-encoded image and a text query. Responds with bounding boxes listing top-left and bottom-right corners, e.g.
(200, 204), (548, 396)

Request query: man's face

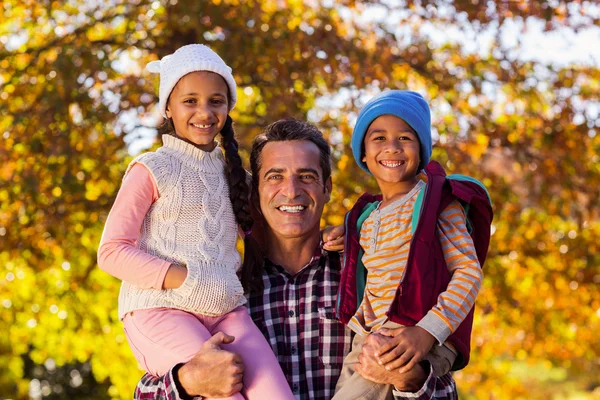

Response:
(257, 140), (331, 241)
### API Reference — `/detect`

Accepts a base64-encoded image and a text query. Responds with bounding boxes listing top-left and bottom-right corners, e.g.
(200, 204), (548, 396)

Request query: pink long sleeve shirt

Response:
(98, 163), (171, 290)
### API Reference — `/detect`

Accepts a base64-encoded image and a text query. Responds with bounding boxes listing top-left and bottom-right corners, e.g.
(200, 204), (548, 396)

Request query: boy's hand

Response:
(356, 333), (429, 391)
(374, 326), (436, 374)
(322, 225), (345, 252)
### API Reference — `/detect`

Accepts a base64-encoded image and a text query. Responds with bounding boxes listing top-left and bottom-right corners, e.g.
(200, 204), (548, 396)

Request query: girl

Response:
(98, 44), (294, 400)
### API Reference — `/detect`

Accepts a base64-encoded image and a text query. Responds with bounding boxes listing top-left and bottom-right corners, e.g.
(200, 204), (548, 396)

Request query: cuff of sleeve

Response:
(171, 363), (197, 400)
(392, 362), (435, 399)
(417, 311), (452, 345)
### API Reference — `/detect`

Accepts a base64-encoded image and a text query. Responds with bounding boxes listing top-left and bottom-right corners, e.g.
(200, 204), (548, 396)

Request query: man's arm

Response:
(356, 334), (458, 400)
(390, 363), (458, 400)
(135, 366), (190, 400)
(134, 332), (244, 400)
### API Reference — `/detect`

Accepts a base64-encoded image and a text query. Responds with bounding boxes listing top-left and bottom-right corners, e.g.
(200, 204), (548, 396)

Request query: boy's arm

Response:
(375, 200), (481, 372)
(416, 200), (483, 345)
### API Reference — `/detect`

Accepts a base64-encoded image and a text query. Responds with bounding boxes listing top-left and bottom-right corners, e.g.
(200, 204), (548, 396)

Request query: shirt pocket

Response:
(318, 307), (350, 367)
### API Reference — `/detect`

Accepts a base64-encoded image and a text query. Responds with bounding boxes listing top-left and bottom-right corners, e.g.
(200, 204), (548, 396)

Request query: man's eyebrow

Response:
(297, 168), (320, 176)
(263, 167), (285, 177)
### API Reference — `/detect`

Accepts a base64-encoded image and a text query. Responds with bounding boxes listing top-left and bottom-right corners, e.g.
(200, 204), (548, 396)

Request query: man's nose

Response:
(281, 177), (301, 199)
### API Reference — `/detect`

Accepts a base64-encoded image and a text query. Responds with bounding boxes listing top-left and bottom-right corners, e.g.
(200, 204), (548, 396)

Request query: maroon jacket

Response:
(336, 161), (493, 370)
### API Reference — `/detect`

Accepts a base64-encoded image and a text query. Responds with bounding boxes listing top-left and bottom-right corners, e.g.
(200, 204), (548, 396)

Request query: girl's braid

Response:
(220, 116), (264, 293)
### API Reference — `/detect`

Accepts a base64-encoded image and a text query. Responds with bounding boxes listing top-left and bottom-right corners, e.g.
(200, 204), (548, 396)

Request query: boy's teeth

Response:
(381, 161), (403, 167)
(279, 205), (306, 213)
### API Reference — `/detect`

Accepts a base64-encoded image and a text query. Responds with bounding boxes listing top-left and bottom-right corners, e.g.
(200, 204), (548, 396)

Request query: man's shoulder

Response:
(322, 249), (342, 271)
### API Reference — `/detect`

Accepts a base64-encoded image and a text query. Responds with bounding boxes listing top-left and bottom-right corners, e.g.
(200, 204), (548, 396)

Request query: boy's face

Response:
(362, 114), (421, 192)
(166, 71), (229, 151)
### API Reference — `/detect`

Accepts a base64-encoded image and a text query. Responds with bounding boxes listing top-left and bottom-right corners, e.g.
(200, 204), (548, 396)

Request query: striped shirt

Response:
(348, 180), (483, 345)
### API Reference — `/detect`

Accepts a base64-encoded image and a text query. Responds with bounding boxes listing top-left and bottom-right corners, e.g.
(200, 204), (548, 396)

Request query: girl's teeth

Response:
(193, 123), (211, 128)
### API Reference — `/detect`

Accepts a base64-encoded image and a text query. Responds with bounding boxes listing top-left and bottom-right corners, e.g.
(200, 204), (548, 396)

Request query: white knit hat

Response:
(146, 44), (237, 117)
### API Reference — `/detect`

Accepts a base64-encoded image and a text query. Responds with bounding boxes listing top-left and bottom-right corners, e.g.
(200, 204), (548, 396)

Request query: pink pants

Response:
(123, 306), (294, 400)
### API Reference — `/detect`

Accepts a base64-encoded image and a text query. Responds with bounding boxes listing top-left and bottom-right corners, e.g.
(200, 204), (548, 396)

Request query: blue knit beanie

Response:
(351, 90), (432, 174)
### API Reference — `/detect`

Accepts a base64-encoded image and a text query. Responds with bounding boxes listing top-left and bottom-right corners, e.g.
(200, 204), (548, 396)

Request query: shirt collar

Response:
(264, 241), (328, 277)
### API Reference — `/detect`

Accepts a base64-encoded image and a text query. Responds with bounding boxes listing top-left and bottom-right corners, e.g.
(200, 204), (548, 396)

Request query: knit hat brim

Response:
(146, 44), (237, 118)
(351, 90), (432, 174)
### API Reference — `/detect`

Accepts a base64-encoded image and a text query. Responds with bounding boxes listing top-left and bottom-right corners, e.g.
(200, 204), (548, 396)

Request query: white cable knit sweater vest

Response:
(117, 134), (245, 320)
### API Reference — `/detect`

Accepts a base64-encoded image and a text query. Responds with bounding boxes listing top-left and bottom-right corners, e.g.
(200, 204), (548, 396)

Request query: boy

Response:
(334, 91), (484, 399)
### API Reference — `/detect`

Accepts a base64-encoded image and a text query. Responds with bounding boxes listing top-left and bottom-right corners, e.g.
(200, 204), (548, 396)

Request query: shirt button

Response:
(291, 346), (297, 354)
(292, 384), (298, 393)
(288, 310), (295, 317)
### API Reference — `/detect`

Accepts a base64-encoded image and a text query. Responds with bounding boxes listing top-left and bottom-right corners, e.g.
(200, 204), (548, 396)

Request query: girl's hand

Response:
(322, 225), (345, 252)
(374, 326), (436, 374)
(162, 263), (188, 289)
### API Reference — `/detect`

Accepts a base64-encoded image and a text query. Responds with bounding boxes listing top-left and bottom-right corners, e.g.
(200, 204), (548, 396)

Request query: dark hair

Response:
(158, 116), (263, 295)
(220, 116), (264, 295)
(249, 119), (332, 203)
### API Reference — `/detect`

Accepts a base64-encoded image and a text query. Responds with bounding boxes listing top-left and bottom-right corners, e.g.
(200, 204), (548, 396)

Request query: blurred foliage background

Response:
(1, 0), (599, 399)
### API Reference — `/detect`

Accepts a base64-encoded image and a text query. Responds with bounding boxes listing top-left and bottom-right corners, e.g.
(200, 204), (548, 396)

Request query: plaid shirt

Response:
(134, 245), (458, 400)
(247, 246), (350, 399)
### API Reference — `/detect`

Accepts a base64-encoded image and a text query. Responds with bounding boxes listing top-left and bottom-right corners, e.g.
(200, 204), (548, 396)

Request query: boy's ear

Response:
(362, 156), (366, 163)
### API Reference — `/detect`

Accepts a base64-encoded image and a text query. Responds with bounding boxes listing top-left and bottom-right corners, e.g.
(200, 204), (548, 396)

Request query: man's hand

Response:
(322, 225), (345, 252)
(177, 332), (244, 397)
(375, 326), (436, 374)
(356, 333), (428, 391)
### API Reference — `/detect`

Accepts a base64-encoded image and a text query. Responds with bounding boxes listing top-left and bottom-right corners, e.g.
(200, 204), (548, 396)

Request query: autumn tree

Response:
(1, 0), (598, 398)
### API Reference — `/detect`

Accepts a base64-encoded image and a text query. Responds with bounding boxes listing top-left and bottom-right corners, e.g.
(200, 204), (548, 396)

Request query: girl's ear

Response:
(165, 107), (172, 119)
(362, 156), (366, 163)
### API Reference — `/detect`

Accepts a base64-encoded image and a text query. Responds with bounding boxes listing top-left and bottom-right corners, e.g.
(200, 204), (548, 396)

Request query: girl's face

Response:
(165, 71), (229, 151)
(362, 114), (421, 196)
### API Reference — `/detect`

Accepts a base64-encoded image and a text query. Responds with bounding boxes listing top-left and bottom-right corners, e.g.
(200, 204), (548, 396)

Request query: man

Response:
(134, 119), (458, 399)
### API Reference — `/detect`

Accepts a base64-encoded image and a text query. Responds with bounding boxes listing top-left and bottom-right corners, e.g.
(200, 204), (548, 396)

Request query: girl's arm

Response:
(98, 163), (181, 289)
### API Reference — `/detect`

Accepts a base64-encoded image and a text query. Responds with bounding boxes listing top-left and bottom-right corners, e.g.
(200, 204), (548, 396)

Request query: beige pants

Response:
(332, 322), (456, 400)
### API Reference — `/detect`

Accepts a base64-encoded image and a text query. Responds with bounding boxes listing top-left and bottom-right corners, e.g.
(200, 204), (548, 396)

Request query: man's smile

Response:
(276, 205), (307, 214)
